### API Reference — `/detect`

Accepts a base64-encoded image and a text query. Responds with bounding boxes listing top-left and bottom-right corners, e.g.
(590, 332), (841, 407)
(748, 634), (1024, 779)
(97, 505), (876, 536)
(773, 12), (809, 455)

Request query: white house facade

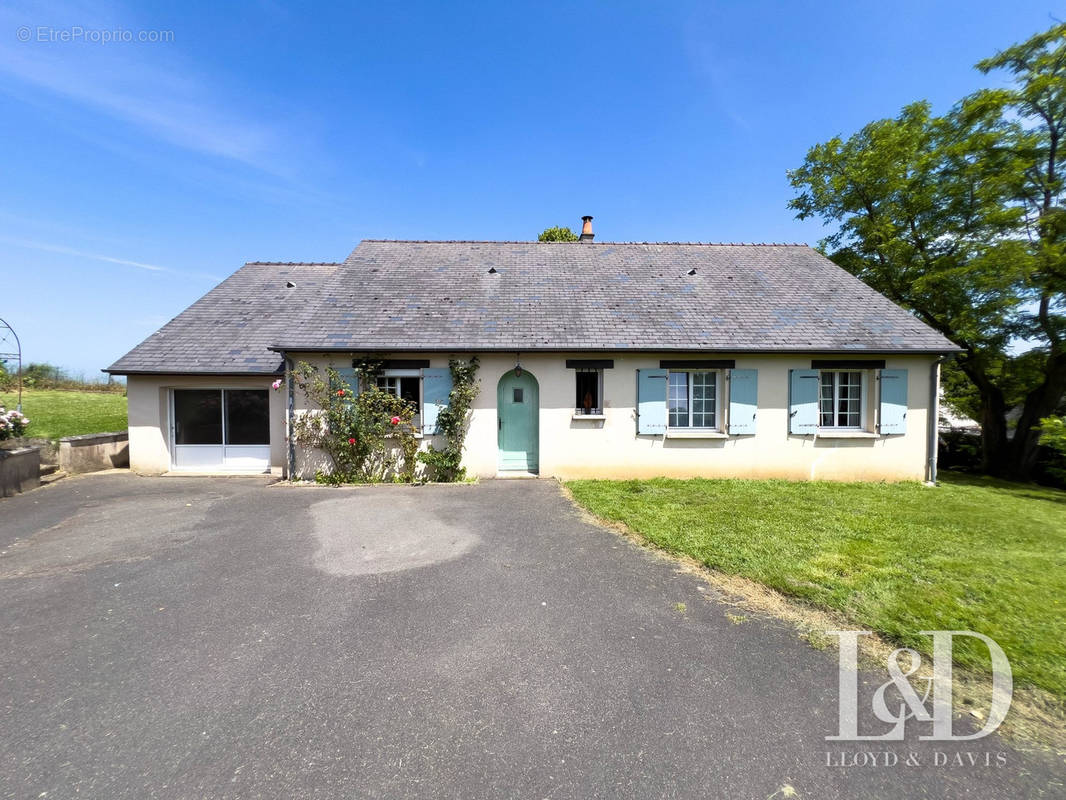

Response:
(109, 230), (959, 482)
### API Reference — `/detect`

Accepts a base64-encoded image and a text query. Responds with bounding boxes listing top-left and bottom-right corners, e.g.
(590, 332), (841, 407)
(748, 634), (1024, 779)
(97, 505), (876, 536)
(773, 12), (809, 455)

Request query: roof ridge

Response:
(244, 261), (343, 266)
(359, 240), (809, 246)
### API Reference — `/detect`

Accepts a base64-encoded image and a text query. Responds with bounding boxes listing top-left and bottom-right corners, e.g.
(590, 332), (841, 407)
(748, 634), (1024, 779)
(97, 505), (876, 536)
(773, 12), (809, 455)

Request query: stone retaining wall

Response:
(0, 447), (40, 497)
(59, 431), (130, 474)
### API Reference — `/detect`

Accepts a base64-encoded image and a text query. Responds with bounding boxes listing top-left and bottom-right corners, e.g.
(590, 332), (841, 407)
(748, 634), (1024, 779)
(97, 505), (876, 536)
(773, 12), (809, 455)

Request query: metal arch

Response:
(0, 317), (22, 412)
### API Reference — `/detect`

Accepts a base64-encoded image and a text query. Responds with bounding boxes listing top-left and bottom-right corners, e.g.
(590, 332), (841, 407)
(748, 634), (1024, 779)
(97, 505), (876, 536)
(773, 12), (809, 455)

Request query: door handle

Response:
(498, 417), (502, 431)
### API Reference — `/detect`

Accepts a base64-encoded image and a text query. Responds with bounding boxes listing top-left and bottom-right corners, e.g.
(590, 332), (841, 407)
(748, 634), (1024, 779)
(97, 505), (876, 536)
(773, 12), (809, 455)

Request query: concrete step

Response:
(40, 470), (68, 485)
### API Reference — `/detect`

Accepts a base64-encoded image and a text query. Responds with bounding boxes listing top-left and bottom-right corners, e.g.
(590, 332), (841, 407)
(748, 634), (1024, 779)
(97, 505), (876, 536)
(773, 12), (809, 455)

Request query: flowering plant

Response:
(417, 357), (480, 482)
(271, 378), (283, 391)
(290, 362), (419, 483)
(0, 406), (30, 440)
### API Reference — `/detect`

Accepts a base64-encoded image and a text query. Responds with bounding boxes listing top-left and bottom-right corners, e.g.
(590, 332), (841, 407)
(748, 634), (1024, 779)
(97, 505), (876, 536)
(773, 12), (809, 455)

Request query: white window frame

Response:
(375, 369), (423, 430)
(574, 368), (604, 416)
(666, 370), (722, 431)
(818, 370), (868, 430)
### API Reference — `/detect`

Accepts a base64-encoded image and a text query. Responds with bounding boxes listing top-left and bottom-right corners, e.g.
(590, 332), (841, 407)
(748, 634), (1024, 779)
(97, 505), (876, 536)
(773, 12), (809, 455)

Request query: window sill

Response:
(572, 413), (606, 421)
(815, 430), (878, 439)
(666, 429), (728, 439)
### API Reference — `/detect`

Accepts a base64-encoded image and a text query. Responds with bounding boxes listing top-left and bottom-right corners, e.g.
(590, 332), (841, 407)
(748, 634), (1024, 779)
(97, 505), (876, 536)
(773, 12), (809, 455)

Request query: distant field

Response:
(0, 389), (127, 440)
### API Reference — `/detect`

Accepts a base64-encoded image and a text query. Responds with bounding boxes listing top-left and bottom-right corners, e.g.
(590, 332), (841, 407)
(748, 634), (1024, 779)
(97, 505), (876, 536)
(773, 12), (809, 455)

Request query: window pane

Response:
(691, 372), (716, 428)
(225, 390), (270, 445)
(398, 376), (419, 405)
(668, 372), (689, 427)
(837, 371), (862, 427)
(174, 390), (222, 444)
(575, 370), (600, 413)
(819, 372), (835, 427)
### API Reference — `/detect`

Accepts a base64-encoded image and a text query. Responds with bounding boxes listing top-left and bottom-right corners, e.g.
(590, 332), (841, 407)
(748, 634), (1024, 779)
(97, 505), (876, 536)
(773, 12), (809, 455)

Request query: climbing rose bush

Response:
(0, 406), (30, 440)
(290, 362), (419, 483)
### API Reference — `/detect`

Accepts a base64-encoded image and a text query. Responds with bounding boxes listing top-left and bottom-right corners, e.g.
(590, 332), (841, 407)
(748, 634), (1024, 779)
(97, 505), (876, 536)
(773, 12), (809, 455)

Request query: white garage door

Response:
(172, 389), (270, 472)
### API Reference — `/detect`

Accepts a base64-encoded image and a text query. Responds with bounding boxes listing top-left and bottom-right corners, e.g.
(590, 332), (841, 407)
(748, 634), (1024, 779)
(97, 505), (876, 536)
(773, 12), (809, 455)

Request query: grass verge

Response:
(565, 472), (1066, 746)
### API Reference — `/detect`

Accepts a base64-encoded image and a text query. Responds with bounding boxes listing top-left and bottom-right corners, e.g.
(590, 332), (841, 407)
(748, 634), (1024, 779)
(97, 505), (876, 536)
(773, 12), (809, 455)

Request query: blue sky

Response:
(0, 0), (1059, 376)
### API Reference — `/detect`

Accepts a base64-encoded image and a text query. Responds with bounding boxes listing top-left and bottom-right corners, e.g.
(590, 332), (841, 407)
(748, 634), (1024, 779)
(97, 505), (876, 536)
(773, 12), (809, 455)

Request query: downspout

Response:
(926, 356), (943, 484)
(286, 355), (295, 480)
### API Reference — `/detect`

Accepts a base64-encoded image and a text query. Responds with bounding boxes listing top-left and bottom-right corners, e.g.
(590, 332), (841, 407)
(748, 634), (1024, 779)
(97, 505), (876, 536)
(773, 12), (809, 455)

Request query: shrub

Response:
(937, 429), (983, 472)
(418, 357), (480, 482)
(290, 362), (419, 483)
(1038, 416), (1066, 484)
(0, 406), (30, 440)
(0, 362), (126, 393)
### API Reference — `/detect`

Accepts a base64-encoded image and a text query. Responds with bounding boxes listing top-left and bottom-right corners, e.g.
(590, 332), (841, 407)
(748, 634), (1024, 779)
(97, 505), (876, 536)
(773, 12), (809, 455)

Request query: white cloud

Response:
(0, 1), (294, 174)
(0, 234), (221, 280)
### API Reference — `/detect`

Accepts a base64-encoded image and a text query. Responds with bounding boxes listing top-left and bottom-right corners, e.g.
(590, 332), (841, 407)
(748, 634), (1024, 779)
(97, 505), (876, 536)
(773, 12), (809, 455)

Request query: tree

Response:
(538, 226), (578, 242)
(788, 23), (1066, 479)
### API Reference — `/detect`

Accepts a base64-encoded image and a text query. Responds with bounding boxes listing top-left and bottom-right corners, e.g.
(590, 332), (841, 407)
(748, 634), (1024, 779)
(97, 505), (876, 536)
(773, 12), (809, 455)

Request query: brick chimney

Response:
(579, 215), (594, 242)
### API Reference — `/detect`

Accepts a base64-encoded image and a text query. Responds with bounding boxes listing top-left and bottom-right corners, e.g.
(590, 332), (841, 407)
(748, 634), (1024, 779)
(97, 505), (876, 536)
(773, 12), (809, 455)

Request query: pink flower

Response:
(347, 437), (356, 445)
(271, 379), (282, 391)
(390, 416), (400, 425)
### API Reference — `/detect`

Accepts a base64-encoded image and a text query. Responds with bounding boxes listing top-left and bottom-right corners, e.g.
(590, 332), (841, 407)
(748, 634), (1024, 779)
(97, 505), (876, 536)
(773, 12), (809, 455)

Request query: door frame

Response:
(496, 369), (540, 473)
(168, 387), (271, 472)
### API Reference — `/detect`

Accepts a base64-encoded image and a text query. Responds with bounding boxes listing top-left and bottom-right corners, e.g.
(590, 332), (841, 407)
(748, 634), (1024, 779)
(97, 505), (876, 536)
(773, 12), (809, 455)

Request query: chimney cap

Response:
(579, 215), (594, 242)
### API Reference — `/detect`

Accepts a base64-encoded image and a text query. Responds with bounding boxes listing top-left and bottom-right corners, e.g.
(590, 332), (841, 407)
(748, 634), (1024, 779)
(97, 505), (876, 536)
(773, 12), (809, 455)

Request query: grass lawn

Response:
(1, 389), (127, 440)
(567, 472), (1066, 699)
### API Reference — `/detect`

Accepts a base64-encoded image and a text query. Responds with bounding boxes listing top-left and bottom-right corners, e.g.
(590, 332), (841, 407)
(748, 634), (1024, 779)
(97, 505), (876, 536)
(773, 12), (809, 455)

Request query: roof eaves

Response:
(357, 240), (811, 246)
(103, 368), (284, 376)
(269, 344), (962, 355)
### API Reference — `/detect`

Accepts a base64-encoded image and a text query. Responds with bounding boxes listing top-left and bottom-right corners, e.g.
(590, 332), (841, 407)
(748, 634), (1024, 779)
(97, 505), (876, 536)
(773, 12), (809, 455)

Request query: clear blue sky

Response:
(0, 0), (1059, 377)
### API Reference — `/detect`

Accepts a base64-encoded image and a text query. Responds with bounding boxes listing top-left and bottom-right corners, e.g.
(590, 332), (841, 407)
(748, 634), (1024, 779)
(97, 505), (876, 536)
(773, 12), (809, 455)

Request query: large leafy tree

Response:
(788, 23), (1066, 479)
(537, 226), (579, 242)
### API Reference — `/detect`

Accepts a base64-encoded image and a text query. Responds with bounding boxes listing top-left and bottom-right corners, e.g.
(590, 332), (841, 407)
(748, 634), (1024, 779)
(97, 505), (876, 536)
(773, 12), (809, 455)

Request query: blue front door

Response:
(497, 370), (539, 472)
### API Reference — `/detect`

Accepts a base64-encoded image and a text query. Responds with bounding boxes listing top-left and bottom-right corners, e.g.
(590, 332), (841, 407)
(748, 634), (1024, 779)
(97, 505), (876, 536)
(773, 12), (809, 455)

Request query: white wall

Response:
(288, 352), (938, 482)
(126, 375), (285, 474)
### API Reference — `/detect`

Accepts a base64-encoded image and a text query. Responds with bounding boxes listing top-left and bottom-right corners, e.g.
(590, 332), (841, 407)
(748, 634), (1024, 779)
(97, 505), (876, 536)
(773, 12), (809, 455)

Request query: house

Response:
(106, 218), (961, 482)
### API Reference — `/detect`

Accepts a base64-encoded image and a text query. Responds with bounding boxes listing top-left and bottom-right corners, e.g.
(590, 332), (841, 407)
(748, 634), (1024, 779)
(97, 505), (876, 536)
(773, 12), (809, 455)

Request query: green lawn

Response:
(567, 472), (1066, 698)
(1, 389), (127, 440)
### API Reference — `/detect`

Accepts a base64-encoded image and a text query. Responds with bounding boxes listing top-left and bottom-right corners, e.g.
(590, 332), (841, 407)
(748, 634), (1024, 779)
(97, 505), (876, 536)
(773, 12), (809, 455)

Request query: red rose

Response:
(337, 389), (345, 397)
(391, 416), (400, 425)
(348, 437), (356, 445)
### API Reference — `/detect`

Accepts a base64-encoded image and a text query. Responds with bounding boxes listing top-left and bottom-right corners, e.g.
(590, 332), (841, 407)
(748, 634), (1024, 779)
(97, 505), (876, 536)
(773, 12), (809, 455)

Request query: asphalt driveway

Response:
(0, 475), (1061, 799)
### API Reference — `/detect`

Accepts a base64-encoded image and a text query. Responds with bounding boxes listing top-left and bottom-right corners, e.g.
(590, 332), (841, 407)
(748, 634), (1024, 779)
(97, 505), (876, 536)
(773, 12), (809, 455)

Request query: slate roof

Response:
(279, 241), (958, 353)
(106, 262), (341, 374)
(106, 241), (959, 375)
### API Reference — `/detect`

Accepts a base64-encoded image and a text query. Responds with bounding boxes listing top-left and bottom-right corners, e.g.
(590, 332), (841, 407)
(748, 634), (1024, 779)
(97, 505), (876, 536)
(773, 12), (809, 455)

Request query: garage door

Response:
(172, 389), (270, 471)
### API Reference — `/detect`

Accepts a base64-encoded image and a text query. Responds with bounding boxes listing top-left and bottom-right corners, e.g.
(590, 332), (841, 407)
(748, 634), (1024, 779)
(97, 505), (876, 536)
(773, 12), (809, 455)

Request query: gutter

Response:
(927, 356), (943, 484)
(102, 369), (284, 377)
(266, 345), (964, 355)
(285, 355), (295, 481)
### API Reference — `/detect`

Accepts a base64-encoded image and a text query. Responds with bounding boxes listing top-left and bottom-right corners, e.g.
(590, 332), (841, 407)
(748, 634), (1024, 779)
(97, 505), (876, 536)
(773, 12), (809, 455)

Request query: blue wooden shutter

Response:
(422, 367), (452, 435)
(728, 369), (758, 435)
(336, 367), (359, 397)
(878, 369), (908, 434)
(637, 369), (668, 434)
(789, 369), (820, 434)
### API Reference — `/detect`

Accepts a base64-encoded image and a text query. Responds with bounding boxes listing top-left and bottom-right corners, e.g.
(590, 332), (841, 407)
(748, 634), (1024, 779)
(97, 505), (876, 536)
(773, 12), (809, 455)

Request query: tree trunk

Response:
(978, 392), (1011, 477)
(1005, 352), (1066, 479)
(956, 356), (1011, 476)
